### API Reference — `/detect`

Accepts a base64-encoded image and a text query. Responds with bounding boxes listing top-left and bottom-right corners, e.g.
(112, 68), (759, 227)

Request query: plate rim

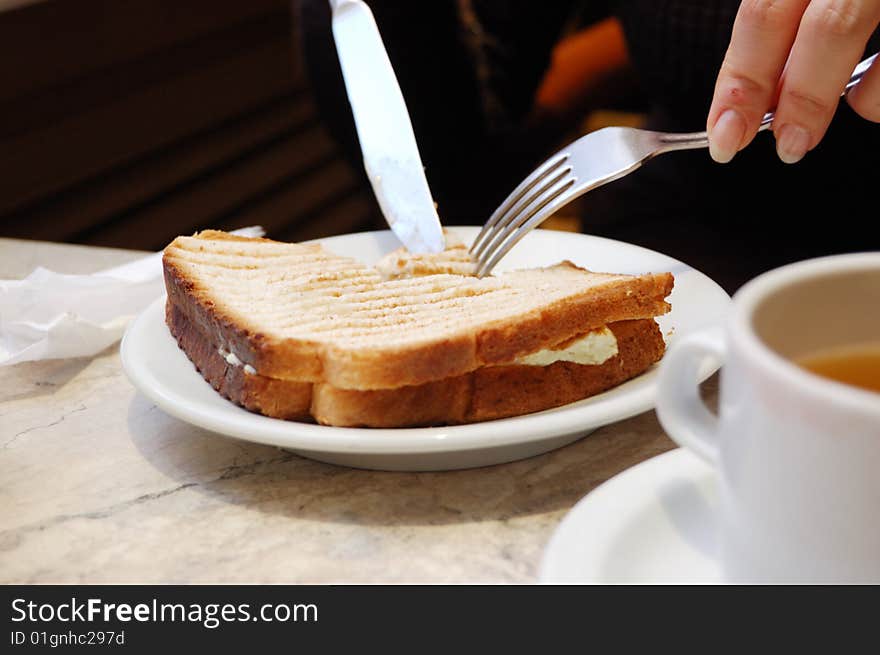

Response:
(120, 227), (729, 457)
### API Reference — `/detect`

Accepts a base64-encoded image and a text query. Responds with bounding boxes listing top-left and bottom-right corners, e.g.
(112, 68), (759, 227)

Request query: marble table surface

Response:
(0, 237), (707, 583)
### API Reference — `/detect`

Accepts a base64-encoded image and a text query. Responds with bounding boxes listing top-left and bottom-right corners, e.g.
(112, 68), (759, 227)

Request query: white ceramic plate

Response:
(539, 448), (721, 584)
(121, 226), (729, 471)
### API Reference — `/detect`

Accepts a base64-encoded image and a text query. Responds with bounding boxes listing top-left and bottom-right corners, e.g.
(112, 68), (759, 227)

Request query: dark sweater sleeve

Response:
(615, 0), (739, 127)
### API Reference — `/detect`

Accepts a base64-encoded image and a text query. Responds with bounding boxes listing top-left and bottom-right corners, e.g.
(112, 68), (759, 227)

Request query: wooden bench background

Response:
(0, 0), (383, 250)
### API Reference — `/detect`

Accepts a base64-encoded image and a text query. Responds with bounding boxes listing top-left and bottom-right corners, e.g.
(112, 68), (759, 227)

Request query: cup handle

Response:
(656, 328), (726, 466)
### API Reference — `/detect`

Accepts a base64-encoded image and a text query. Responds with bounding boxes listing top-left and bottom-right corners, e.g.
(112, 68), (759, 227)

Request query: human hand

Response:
(707, 0), (880, 164)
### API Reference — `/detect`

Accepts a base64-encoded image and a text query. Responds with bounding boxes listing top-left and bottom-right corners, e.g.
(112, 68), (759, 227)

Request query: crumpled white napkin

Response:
(0, 226), (264, 366)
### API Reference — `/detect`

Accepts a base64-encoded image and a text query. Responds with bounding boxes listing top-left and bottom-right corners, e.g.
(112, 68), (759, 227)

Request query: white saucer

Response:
(539, 448), (721, 583)
(121, 227), (729, 472)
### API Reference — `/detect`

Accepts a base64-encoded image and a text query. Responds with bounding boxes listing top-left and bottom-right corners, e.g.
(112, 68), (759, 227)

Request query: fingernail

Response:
(709, 109), (746, 164)
(775, 124), (810, 164)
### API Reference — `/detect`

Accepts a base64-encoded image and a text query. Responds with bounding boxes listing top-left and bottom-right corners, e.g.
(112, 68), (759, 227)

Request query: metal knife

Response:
(329, 0), (445, 253)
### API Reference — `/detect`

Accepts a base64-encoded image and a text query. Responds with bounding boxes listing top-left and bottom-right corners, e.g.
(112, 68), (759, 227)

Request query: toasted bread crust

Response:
(313, 319), (665, 426)
(167, 300), (665, 427)
(166, 302), (313, 420)
(472, 267), (670, 364)
(163, 261), (326, 384)
(163, 231), (673, 390)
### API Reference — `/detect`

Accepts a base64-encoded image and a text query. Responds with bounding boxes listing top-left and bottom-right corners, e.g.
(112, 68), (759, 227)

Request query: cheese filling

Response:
(219, 347), (256, 375)
(217, 327), (618, 378)
(516, 327), (618, 366)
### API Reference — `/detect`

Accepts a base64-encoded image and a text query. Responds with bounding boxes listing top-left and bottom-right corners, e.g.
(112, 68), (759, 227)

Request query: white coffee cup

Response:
(656, 253), (880, 583)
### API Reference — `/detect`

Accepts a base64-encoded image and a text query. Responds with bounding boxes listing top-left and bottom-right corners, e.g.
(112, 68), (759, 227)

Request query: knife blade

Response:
(329, 0), (445, 253)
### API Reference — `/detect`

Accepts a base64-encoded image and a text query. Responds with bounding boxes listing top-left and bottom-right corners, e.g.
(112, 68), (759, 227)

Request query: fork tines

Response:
(470, 151), (576, 277)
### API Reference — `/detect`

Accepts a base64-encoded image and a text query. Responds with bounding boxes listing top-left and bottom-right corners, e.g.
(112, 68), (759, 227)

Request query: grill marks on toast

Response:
(163, 231), (673, 389)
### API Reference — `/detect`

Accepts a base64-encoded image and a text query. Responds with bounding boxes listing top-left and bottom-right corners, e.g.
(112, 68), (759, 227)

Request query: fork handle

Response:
(657, 110), (779, 151)
(658, 51), (877, 154)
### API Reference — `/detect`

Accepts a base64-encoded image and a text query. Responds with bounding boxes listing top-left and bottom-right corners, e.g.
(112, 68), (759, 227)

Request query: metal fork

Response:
(471, 52), (877, 277)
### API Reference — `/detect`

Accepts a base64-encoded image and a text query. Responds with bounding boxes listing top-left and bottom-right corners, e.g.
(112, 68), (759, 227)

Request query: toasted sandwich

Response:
(162, 230), (673, 427)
